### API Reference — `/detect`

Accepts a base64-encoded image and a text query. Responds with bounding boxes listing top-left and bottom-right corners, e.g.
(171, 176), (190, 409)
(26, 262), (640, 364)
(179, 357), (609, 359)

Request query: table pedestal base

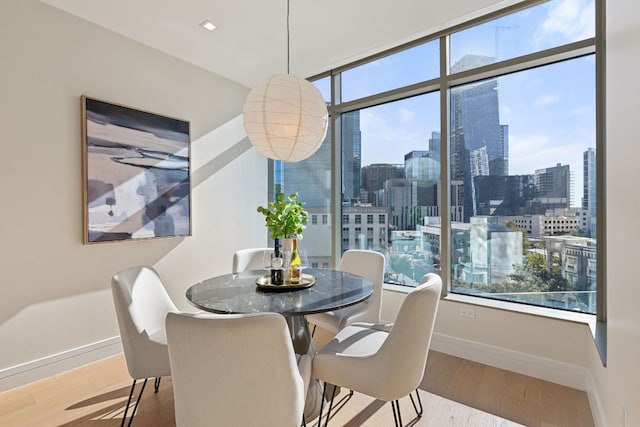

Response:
(285, 315), (313, 355)
(285, 315), (323, 421)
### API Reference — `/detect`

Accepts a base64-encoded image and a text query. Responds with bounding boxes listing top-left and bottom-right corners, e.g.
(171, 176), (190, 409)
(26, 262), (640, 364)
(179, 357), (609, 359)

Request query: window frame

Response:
(297, 0), (606, 362)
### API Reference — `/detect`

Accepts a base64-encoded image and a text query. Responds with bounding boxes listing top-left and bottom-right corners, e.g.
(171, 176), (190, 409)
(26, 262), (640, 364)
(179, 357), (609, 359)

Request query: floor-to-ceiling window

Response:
(273, 0), (602, 316)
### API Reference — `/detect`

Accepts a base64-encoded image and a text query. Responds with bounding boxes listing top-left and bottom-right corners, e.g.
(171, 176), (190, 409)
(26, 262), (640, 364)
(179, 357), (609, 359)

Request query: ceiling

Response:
(40, 0), (512, 88)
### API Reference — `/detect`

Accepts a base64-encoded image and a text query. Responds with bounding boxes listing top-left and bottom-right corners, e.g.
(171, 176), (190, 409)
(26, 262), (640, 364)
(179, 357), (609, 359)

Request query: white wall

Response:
(592, 0), (640, 426)
(0, 0), (268, 389)
(382, 287), (592, 387)
(2, 0), (639, 426)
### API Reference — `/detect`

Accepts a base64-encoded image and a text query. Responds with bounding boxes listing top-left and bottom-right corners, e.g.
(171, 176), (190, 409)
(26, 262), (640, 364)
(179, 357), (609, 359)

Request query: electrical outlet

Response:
(459, 307), (476, 319)
(623, 402), (629, 427)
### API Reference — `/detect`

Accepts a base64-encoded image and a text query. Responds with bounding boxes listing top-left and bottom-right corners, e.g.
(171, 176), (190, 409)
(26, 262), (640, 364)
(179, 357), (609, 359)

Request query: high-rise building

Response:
(376, 178), (438, 230)
(277, 109), (361, 208)
(277, 132), (331, 207)
(473, 174), (536, 216)
(582, 148), (596, 237)
(342, 111), (362, 204)
(428, 131), (441, 153)
(450, 54), (508, 220)
(276, 109), (361, 264)
(361, 163), (404, 204)
(404, 150), (440, 181)
(497, 124), (509, 176)
(341, 205), (389, 252)
(533, 163), (572, 210)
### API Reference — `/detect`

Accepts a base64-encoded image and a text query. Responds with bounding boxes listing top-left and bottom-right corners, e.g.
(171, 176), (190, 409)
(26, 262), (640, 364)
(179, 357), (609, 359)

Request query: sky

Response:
(314, 0), (596, 208)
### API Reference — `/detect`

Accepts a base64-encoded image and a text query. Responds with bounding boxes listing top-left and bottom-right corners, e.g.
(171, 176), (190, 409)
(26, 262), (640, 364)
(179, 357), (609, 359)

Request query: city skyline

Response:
(278, 0), (597, 314)
(314, 0), (595, 208)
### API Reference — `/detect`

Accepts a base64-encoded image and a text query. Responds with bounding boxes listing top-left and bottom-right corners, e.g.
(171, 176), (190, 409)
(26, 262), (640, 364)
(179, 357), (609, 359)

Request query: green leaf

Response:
(257, 192), (308, 239)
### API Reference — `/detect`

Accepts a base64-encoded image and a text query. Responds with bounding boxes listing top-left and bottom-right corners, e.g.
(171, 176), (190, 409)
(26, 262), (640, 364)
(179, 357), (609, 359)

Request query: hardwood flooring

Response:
(0, 328), (594, 427)
(419, 351), (594, 427)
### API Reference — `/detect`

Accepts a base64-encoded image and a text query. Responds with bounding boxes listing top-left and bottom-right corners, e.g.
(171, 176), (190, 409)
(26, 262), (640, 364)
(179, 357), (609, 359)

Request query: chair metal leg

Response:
(121, 378), (148, 427)
(315, 382), (326, 427)
(316, 382), (338, 427)
(390, 399), (403, 427)
(408, 388), (423, 417)
(317, 387), (418, 427)
(154, 377), (161, 393)
(324, 383), (338, 427)
(315, 382), (354, 427)
(390, 390), (422, 427)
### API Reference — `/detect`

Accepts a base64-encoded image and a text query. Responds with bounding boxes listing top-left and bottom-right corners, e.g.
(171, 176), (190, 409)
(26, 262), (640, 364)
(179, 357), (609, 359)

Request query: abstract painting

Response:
(81, 96), (191, 243)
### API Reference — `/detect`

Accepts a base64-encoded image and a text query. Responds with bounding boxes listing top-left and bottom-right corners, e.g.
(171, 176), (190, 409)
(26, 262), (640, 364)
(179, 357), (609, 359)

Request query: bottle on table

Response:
(289, 239), (302, 284)
(271, 238), (282, 266)
(270, 238), (283, 285)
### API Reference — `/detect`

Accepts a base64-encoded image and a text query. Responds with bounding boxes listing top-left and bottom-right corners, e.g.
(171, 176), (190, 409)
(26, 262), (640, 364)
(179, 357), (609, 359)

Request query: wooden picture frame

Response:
(81, 96), (191, 244)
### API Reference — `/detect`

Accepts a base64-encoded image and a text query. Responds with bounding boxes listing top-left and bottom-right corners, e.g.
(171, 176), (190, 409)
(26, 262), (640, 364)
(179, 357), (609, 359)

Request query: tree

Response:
(506, 248), (574, 295)
(525, 252), (546, 273)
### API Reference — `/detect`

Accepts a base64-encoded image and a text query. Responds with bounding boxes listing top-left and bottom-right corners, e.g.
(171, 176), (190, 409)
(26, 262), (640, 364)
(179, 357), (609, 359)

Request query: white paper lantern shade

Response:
(242, 74), (328, 163)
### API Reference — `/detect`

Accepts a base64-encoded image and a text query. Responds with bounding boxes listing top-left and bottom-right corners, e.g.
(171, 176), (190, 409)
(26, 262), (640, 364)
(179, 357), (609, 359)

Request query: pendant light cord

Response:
(286, 0), (290, 74)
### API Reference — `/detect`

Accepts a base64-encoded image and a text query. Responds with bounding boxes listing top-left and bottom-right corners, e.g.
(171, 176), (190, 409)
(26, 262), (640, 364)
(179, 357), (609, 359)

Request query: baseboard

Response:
(430, 332), (588, 391)
(0, 337), (122, 394)
(586, 369), (607, 427)
(0, 332), (607, 425)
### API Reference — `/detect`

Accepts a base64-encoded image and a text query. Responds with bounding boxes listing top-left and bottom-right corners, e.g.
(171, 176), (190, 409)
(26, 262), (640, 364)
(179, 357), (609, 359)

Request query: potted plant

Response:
(257, 191), (308, 240)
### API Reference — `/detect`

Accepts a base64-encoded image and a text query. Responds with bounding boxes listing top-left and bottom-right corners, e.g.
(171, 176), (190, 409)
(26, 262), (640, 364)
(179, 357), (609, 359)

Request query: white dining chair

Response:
(312, 273), (442, 427)
(111, 266), (178, 427)
(166, 311), (311, 427)
(231, 247), (273, 273)
(307, 249), (385, 335)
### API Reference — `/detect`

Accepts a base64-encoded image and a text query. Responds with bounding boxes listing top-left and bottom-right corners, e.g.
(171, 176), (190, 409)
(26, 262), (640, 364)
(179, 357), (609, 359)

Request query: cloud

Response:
(397, 108), (415, 122)
(534, 94), (559, 108)
(509, 134), (552, 175)
(509, 133), (582, 174)
(535, 0), (594, 46)
(361, 108), (414, 145)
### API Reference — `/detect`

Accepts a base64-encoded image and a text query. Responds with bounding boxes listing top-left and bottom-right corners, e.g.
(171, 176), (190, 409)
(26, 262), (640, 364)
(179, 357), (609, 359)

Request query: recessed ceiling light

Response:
(200, 20), (216, 31)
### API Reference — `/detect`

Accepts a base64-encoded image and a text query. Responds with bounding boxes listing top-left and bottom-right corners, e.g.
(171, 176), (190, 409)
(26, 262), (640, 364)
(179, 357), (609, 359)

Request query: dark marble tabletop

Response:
(186, 268), (373, 317)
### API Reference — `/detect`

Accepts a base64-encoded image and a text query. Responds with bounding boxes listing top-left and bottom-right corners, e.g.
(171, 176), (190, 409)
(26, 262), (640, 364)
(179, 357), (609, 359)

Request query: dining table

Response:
(185, 267), (374, 421)
(186, 267), (374, 355)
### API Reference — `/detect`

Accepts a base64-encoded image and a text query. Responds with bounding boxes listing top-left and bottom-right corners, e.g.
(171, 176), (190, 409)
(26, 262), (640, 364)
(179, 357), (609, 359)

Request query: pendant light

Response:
(242, 0), (328, 163)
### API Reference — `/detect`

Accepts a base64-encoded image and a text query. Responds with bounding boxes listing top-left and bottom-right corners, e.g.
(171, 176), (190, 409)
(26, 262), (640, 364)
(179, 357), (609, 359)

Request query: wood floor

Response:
(0, 329), (595, 427)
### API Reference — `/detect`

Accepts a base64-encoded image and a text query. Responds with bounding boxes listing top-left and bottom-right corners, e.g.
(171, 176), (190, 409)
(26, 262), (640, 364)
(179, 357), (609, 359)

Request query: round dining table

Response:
(186, 267), (374, 355)
(186, 267), (374, 421)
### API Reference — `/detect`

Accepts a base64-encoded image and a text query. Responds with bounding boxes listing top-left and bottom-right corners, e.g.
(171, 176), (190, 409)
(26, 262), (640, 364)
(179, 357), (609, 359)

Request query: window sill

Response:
(382, 283), (606, 365)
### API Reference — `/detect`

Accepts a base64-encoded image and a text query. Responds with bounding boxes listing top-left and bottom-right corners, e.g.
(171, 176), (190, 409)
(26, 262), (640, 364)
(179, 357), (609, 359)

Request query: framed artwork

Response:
(81, 96), (191, 244)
